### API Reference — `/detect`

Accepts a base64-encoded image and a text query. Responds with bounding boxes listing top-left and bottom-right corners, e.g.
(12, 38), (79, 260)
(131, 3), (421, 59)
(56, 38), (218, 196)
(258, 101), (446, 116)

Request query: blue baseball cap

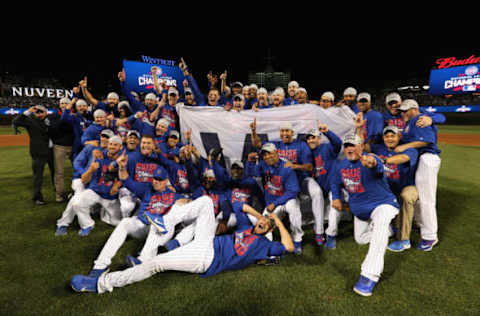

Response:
(153, 167), (168, 181)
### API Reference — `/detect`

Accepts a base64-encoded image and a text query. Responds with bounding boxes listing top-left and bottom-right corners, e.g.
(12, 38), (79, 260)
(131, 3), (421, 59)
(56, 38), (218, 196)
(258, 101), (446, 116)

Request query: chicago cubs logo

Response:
(234, 228), (258, 256)
(341, 167), (365, 193)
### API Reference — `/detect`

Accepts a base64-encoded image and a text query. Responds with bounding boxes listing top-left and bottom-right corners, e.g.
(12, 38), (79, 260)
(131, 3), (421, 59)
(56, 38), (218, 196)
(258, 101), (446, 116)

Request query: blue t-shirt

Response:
(371, 144), (418, 195)
(200, 226), (286, 278)
(87, 151), (119, 200)
(331, 157), (399, 221)
(309, 130), (342, 193)
(360, 110), (384, 144)
(271, 139), (313, 181)
(245, 159), (300, 208)
(401, 114), (441, 155)
(122, 177), (184, 225)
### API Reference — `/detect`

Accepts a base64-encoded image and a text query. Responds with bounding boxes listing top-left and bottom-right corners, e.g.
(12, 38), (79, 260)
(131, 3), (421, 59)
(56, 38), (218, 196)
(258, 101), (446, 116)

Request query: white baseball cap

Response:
(288, 81), (299, 88)
(93, 109), (106, 118)
(386, 92), (402, 105)
(109, 135), (123, 145)
(107, 92), (119, 100)
(145, 93), (157, 101)
(156, 118), (169, 127)
(343, 134), (362, 146)
(383, 125), (400, 135)
(231, 160), (244, 169)
(357, 92), (371, 102)
(261, 142), (277, 153)
(321, 91), (335, 101)
(307, 128), (321, 137)
(59, 97), (71, 104)
(279, 121), (294, 131)
(76, 99), (87, 107)
(399, 99), (419, 111)
(343, 87), (357, 96)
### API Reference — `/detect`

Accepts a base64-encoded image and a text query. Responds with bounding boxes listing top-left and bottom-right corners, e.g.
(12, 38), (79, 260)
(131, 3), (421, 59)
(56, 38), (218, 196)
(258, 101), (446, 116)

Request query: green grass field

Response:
(0, 126), (479, 315)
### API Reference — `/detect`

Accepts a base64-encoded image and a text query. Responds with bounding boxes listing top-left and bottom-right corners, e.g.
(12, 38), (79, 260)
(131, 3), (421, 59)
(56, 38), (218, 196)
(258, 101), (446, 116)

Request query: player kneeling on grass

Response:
(330, 134), (399, 297)
(358, 124), (419, 253)
(82, 153), (191, 278)
(70, 135), (125, 236)
(71, 198), (294, 293)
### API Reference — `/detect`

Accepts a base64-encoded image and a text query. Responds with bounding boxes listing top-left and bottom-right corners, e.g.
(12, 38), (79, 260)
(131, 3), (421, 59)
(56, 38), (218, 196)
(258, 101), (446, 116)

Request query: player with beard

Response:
(285, 81), (300, 105)
(79, 77), (120, 117)
(55, 129), (114, 236)
(245, 143), (303, 254)
(252, 88), (272, 111)
(60, 98), (92, 158)
(81, 109), (108, 147)
(336, 87), (359, 113)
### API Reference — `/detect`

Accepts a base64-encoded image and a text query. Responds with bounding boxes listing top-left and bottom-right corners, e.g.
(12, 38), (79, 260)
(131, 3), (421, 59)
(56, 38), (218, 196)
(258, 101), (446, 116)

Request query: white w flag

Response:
(177, 104), (356, 166)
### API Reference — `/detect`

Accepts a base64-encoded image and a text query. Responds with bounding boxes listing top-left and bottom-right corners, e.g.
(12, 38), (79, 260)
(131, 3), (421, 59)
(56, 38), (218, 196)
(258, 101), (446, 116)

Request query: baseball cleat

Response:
(417, 239), (438, 251)
(55, 226), (68, 236)
(88, 268), (107, 278)
(325, 235), (337, 249)
(293, 241), (302, 255)
(387, 240), (411, 252)
(314, 234), (325, 246)
(125, 255), (142, 267)
(165, 239), (180, 251)
(78, 226), (94, 237)
(71, 274), (100, 293)
(145, 213), (168, 234)
(353, 275), (377, 297)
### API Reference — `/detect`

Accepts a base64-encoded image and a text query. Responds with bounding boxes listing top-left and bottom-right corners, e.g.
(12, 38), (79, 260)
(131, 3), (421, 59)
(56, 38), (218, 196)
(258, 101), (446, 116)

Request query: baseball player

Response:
(360, 125), (419, 252)
(245, 142), (303, 254)
(71, 198), (294, 293)
(336, 87), (359, 113)
(251, 88), (272, 111)
(285, 81), (300, 105)
(60, 98), (92, 158)
(304, 122), (343, 245)
(55, 129), (114, 236)
(330, 134), (399, 296)
(114, 134), (165, 218)
(395, 99), (441, 251)
(69, 135), (125, 236)
(80, 76), (121, 117)
(158, 130), (184, 161)
(83, 155), (189, 278)
(250, 118), (313, 184)
(355, 92), (384, 145)
(80, 109), (107, 147)
(383, 92), (446, 132)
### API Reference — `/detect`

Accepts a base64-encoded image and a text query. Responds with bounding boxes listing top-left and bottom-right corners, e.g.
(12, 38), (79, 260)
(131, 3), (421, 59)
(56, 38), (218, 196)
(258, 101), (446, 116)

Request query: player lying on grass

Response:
(71, 197), (294, 293)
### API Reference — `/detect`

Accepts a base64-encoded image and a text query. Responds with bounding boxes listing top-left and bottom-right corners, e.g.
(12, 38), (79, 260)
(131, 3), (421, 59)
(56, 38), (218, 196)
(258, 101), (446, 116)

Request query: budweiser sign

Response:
(436, 55), (480, 69)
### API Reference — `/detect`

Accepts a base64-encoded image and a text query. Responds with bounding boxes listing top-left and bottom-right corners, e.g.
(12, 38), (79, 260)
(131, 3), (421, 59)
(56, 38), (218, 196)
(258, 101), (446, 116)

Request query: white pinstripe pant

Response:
(98, 196), (216, 293)
(415, 153), (441, 241)
(354, 204), (399, 282)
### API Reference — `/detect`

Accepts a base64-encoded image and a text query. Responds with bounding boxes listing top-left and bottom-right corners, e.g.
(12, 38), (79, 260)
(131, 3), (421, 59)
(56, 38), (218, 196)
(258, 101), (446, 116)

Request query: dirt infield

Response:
(1, 133), (479, 147)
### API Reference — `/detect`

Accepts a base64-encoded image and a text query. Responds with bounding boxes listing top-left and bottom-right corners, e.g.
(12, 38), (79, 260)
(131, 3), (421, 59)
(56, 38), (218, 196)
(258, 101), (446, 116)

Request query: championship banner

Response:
(123, 59), (185, 95)
(177, 104), (356, 167)
(429, 64), (480, 95)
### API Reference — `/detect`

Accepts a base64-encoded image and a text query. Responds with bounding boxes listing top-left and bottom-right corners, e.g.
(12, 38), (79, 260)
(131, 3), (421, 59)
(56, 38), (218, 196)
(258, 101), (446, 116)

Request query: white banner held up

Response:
(177, 103), (356, 166)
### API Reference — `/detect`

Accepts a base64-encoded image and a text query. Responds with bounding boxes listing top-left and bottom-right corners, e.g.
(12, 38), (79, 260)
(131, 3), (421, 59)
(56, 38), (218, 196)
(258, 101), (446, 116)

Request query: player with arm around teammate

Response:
(359, 122), (419, 252)
(330, 134), (400, 296)
(71, 198), (293, 293)
(395, 99), (441, 252)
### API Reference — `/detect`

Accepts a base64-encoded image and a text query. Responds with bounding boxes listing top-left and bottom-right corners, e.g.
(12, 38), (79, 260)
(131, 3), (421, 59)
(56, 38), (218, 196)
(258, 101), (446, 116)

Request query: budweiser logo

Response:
(436, 55), (480, 69)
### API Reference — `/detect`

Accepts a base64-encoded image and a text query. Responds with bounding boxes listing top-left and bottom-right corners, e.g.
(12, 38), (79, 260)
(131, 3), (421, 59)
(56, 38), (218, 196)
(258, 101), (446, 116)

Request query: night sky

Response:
(2, 42), (477, 99)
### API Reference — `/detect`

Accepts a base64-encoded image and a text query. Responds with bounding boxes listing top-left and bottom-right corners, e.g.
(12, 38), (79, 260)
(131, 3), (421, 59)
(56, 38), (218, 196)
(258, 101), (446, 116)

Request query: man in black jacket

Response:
(49, 98), (75, 202)
(13, 105), (55, 205)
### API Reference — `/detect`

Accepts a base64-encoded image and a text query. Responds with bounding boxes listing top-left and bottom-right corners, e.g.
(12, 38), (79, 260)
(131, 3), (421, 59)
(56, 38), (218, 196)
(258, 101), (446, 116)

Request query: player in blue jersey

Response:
(68, 135), (125, 236)
(336, 87), (359, 113)
(285, 81), (300, 105)
(383, 92), (446, 133)
(55, 129), (113, 236)
(60, 98), (92, 158)
(79, 155), (190, 279)
(81, 109), (108, 147)
(330, 133), (399, 296)
(396, 99), (441, 252)
(245, 142), (303, 254)
(304, 123), (343, 245)
(355, 92), (384, 145)
(360, 125), (419, 252)
(251, 88), (272, 111)
(71, 198), (294, 294)
(79, 77), (120, 117)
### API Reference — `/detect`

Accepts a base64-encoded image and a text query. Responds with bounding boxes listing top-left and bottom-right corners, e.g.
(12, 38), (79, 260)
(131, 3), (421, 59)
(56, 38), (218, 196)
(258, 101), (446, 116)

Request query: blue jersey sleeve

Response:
(267, 241), (287, 257)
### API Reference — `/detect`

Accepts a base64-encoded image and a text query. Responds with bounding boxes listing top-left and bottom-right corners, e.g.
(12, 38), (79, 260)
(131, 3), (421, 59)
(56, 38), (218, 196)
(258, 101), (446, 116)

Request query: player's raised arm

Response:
(268, 213), (294, 253)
